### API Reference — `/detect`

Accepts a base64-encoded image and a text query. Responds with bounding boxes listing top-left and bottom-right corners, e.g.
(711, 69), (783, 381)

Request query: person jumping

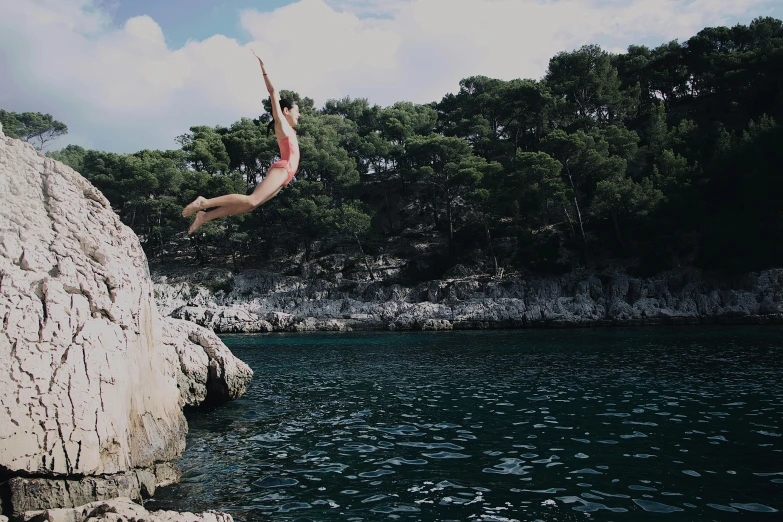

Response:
(182, 50), (300, 234)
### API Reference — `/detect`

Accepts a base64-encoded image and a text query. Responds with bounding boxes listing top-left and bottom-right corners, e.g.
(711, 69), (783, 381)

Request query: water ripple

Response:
(633, 499), (684, 513)
(154, 328), (783, 521)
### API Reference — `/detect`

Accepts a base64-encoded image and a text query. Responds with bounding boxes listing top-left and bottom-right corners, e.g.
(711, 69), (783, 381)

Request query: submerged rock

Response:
(0, 134), (250, 516)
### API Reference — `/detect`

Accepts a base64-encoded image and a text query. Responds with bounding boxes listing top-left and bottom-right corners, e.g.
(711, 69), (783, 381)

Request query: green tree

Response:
(0, 109), (20, 138)
(468, 187), (502, 275)
(222, 117), (277, 187)
(1, 110), (68, 150)
(377, 102), (438, 193)
(47, 144), (87, 173)
(539, 130), (591, 245)
(437, 76), (505, 153)
(545, 44), (639, 128)
(323, 96), (372, 125)
(591, 175), (663, 248)
(296, 114), (360, 195)
(332, 200), (376, 280)
(438, 77), (558, 166)
(512, 151), (570, 230)
(615, 42), (690, 111)
(408, 134), (492, 254)
(644, 102), (669, 162)
(499, 80), (558, 159)
(277, 187), (334, 262)
(176, 125), (230, 175)
(652, 149), (695, 197)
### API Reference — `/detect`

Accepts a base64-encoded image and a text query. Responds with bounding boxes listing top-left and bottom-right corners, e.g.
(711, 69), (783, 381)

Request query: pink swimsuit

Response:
(270, 131), (300, 186)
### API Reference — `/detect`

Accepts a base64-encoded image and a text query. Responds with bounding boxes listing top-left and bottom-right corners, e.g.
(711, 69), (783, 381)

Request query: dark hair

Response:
(267, 98), (296, 136)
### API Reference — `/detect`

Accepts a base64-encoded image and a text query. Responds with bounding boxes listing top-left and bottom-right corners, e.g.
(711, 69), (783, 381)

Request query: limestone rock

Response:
(153, 265), (783, 332)
(0, 135), (252, 514)
(8, 464), (179, 514)
(170, 305), (273, 334)
(0, 135), (186, 477)
(161, 318), (252, 405)
(23, 497), (232, 522)
(160, 319), (209, 407)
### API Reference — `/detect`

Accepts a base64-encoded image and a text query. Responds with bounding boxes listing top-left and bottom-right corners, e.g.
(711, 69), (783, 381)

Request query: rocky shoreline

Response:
(153, 266), (783, 333)
(17, 497), (232, 522)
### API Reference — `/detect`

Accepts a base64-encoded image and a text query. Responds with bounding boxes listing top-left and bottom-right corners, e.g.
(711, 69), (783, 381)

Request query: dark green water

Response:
(153, 327), (783, 521)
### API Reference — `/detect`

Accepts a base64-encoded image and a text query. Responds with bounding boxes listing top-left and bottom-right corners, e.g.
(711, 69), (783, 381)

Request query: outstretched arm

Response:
(251, 50), (284, 121)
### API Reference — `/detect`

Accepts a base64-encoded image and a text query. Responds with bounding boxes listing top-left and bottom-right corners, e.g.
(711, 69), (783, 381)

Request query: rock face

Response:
(0, 134), (251, 517)
(22, 497), (233, 522)
(9, 463), (179, 514)
(161, 319), (253, 407)
(153, 267), (783, 333)
(0, 134), (185, 476)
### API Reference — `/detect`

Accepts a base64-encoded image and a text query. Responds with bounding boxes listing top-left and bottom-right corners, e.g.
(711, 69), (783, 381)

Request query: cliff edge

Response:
(0, 130), (251, 519)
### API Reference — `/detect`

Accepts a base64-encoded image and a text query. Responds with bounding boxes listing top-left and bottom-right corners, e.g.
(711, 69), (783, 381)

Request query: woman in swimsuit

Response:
(182, 50), (300, 234)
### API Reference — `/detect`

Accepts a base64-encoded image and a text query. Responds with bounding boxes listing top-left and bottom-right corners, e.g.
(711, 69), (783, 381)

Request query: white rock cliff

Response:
(0, 132), (251, 518)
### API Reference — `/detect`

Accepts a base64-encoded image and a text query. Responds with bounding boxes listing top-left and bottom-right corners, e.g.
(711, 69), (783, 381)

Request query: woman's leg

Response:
(187, 168), (288, 234)
(183, 169), (289, 216)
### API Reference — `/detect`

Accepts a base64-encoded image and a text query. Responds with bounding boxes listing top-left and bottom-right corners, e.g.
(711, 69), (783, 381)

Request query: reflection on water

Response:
(153, 327), (783, 521)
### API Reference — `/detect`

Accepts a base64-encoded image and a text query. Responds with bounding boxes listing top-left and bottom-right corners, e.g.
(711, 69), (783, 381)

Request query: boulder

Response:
(163, 319), (253, 406)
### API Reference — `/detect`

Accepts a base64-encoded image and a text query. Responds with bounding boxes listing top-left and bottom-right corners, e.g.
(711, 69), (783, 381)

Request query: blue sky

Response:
(105, 0), (783, 50)
(2, 0), (782, 153)
(106, 0), (294, 49)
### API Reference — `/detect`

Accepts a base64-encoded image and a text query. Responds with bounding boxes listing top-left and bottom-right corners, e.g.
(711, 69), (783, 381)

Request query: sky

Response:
(1, 0), (781, 154)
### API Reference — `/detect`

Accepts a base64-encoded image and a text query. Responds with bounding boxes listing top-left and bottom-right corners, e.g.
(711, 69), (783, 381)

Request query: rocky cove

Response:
(153, 266), (783, 333)
(2, 124), (783, 522)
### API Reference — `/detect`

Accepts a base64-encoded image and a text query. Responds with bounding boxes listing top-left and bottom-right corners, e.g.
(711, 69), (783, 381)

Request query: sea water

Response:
(153, 327), (783, 521)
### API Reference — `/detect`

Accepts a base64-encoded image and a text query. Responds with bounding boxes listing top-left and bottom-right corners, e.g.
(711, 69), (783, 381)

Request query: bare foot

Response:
(188, 211), (207, 234)
(182, 196), (207, 217)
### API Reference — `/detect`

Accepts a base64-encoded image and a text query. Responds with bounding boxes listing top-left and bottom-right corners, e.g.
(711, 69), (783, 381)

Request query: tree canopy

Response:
(1, 110), (68, 150)
(24, 16), (783, 278)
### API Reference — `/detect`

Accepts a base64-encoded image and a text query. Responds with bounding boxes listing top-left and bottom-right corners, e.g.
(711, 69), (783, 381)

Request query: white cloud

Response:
(0, 0), (778, 153)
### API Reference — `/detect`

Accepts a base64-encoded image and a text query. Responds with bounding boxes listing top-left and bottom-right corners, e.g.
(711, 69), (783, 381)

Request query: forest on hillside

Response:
(4, 17), (782, 281)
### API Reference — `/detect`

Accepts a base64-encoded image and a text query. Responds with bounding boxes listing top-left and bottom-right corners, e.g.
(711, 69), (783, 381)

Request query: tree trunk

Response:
(446, 197), (454, 256)
(158, 207), (164, 259)
(193, 235), (205, 265)
(398, 159), (407, 197)
(355, 234), (376, 281)
(564, 165), (588, 258)
(572, 196), (587, 245)
(562, 203), (576, 236)
(612, 213), (626, 250)
(384, 190), (394, 233)
(430, 189), (439, 228)
(484, 218), (498, 276)
(232, 251), (238, 271)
